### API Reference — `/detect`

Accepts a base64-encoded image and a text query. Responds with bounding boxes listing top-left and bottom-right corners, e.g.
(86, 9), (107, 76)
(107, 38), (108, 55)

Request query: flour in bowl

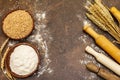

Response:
(10, 45), (39, 75)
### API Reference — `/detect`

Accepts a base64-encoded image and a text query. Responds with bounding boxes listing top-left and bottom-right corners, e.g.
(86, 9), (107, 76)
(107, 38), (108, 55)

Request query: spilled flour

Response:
(8, 11), (53, 77)
(78, 34), (88, 44)
(78, 19), (104, 66)
(77, 1), (106, 79)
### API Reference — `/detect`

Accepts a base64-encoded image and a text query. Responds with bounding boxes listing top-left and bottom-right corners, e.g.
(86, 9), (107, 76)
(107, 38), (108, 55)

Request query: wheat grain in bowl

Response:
(5, 43), (40, 78)
(2, 10), (34, 40)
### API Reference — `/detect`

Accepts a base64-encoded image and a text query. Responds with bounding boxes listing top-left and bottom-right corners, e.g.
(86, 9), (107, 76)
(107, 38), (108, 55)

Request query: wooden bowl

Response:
(2, 10), (34, 40)
(5, 43), (40, 78)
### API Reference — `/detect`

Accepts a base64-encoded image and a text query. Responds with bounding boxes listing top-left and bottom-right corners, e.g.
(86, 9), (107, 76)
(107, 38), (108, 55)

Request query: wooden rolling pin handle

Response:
(83, 25), (99, 39)
(86, 62), (120, 80)
(85, 46), (120, 76)
(110, 7), (120, 23)
(85, 46), (99, 57)
(86, 62), (99, 73)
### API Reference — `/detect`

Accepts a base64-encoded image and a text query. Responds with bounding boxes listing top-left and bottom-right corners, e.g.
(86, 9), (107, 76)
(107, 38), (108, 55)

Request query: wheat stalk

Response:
(0, 38), (16, 80)
(86, 0), (120, 43)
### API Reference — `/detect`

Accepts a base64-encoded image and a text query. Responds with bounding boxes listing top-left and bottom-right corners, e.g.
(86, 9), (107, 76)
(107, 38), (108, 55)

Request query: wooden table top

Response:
(0, 0), (120, 80)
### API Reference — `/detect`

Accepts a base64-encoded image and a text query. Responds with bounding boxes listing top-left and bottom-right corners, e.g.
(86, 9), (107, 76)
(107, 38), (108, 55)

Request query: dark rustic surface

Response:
(0, 0), (120, 80)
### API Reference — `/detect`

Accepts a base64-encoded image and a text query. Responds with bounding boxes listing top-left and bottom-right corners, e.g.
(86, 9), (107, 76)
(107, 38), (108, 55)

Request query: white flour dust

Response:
(78, 34), (88, 44)
(84, 0), (92, 9)
(90, 43), (105, 54)
(78, 16), (102, 79)
(36, 12), (46, 21)
(83, 20), (91, 26)
(78, 43), (102, 67)
(77, 19), (92, 44)
(79, 53), (96, 65)
(28, 11), (53, 77)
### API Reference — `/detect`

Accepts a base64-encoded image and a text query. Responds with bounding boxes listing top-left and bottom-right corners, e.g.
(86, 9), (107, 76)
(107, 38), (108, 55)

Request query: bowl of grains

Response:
(2, 10), (34, 40)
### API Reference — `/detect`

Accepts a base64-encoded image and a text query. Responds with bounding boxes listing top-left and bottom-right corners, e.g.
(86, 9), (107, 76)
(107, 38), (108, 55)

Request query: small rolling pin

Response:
(83, 25), (120, 64)
(85, 46), (120, 76)
(86, 62), (120, 80)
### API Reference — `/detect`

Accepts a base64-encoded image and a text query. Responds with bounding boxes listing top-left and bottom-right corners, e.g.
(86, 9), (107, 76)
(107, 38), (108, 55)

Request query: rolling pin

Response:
(86, 62), (120, 80)
(83, 25), (120, 64)
(85, 46), (120, 76)
(110, 7), (120, 23)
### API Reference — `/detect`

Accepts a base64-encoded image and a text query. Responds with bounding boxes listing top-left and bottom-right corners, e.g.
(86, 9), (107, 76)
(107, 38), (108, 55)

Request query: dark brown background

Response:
(0, 0), (120, 80)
